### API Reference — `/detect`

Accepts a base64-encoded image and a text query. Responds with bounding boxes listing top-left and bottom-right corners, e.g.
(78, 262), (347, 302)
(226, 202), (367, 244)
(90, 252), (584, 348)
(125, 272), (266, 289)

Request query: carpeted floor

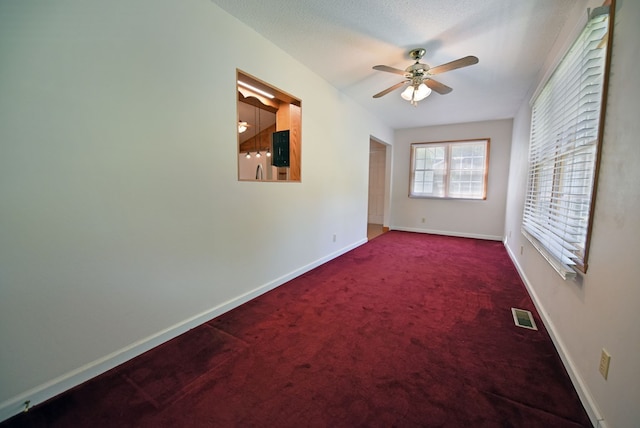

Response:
(2, 231), (592, 427)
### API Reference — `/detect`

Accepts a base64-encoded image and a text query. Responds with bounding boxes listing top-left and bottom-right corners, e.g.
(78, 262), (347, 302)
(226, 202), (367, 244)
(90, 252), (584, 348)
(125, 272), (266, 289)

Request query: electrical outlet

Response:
(520, 246), (524, 255)
(599, 348), (611, 380)
(421, 217), (426, 223)
(332, 234), (337, 242)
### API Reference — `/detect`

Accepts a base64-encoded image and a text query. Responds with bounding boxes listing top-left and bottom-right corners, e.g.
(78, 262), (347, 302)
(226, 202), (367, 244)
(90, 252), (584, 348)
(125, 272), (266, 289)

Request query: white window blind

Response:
(522, 7), (610, 279)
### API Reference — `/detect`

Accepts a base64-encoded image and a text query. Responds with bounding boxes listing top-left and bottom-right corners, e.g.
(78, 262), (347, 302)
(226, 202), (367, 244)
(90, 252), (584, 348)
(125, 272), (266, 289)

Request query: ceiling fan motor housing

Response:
(406, 62), (430, 77)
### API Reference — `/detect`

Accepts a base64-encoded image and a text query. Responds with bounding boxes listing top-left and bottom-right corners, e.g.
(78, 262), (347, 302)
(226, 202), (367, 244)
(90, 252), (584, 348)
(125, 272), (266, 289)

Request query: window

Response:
(410, 139), (489, 199)
(522, 5), (612, 279)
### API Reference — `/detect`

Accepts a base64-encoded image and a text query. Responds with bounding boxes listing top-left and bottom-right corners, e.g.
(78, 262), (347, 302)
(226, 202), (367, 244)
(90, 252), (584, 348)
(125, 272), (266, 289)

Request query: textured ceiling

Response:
(211, 0), (583, 129)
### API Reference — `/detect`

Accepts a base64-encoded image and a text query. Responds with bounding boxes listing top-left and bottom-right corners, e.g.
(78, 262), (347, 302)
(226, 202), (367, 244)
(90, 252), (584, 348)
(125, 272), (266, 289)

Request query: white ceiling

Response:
(212, 0), (582, 129)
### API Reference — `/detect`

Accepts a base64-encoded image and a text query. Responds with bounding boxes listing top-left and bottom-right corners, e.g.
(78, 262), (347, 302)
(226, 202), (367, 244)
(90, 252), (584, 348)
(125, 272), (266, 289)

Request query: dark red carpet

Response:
(2, 231), (592, 427)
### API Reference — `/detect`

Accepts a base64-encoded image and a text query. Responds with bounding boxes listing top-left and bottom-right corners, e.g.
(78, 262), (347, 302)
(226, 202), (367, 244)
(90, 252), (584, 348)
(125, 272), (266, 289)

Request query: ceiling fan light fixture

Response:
(400, 85), (415, 101)
(400, 82), (431, 105)
(238, 121), (248, 133)
(414, 83), (431, 101)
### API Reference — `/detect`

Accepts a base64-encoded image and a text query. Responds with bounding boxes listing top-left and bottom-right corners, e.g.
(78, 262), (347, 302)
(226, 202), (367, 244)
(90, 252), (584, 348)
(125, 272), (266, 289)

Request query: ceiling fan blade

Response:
(373, 81), (407, 98)
(425, 78), (452, 95)
(373, 65), (408, 76)
(428, 56), (479, 75)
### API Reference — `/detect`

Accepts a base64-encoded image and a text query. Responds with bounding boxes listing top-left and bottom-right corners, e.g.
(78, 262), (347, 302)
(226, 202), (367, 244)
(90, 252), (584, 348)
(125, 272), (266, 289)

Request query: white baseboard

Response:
(0, 239), (366, 423)
(503, 243), (607, 428)
(391, 226), (503, 241)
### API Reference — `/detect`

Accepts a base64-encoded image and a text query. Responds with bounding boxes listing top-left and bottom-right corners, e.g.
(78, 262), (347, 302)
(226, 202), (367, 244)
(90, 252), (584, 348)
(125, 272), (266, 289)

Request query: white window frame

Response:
(409, 139), (489, 200)
(522, 4), (613, 279)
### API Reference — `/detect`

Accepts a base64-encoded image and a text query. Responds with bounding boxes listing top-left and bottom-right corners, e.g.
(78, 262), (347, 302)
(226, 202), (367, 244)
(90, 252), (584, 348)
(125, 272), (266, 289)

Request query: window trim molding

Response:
(582, 3), (615, 272)
(409, 138), (490, 200)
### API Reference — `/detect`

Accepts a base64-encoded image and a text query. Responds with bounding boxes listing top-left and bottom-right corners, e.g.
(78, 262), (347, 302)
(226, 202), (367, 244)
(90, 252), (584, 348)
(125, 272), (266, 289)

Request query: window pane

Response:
(451, 156), (462, 170)
(447, 142), (487, 199)
(472, 156), (484, 169)
(432, 170), (445, 197)
(410, 140), (488, 199)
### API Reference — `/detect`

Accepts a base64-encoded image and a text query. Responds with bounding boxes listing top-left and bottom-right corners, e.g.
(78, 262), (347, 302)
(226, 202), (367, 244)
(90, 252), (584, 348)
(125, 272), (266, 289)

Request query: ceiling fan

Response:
(372, 48), (478, 106)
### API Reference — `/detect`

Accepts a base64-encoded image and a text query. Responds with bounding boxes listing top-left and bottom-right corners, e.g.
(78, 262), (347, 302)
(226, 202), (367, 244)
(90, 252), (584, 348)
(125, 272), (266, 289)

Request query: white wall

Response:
(0, 0), (393, 419)
(503, 1), (640, 426)
(391, 119), (513, 240)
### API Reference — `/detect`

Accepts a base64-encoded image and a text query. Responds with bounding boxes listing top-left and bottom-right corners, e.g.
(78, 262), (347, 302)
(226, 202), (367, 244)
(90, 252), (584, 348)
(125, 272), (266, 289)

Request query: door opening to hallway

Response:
(368, 139), (389, 240)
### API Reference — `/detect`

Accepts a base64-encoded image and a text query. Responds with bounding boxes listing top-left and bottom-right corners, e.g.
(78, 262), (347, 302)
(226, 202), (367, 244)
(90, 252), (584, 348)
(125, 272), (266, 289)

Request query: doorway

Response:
(368, 138), (390, 240)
